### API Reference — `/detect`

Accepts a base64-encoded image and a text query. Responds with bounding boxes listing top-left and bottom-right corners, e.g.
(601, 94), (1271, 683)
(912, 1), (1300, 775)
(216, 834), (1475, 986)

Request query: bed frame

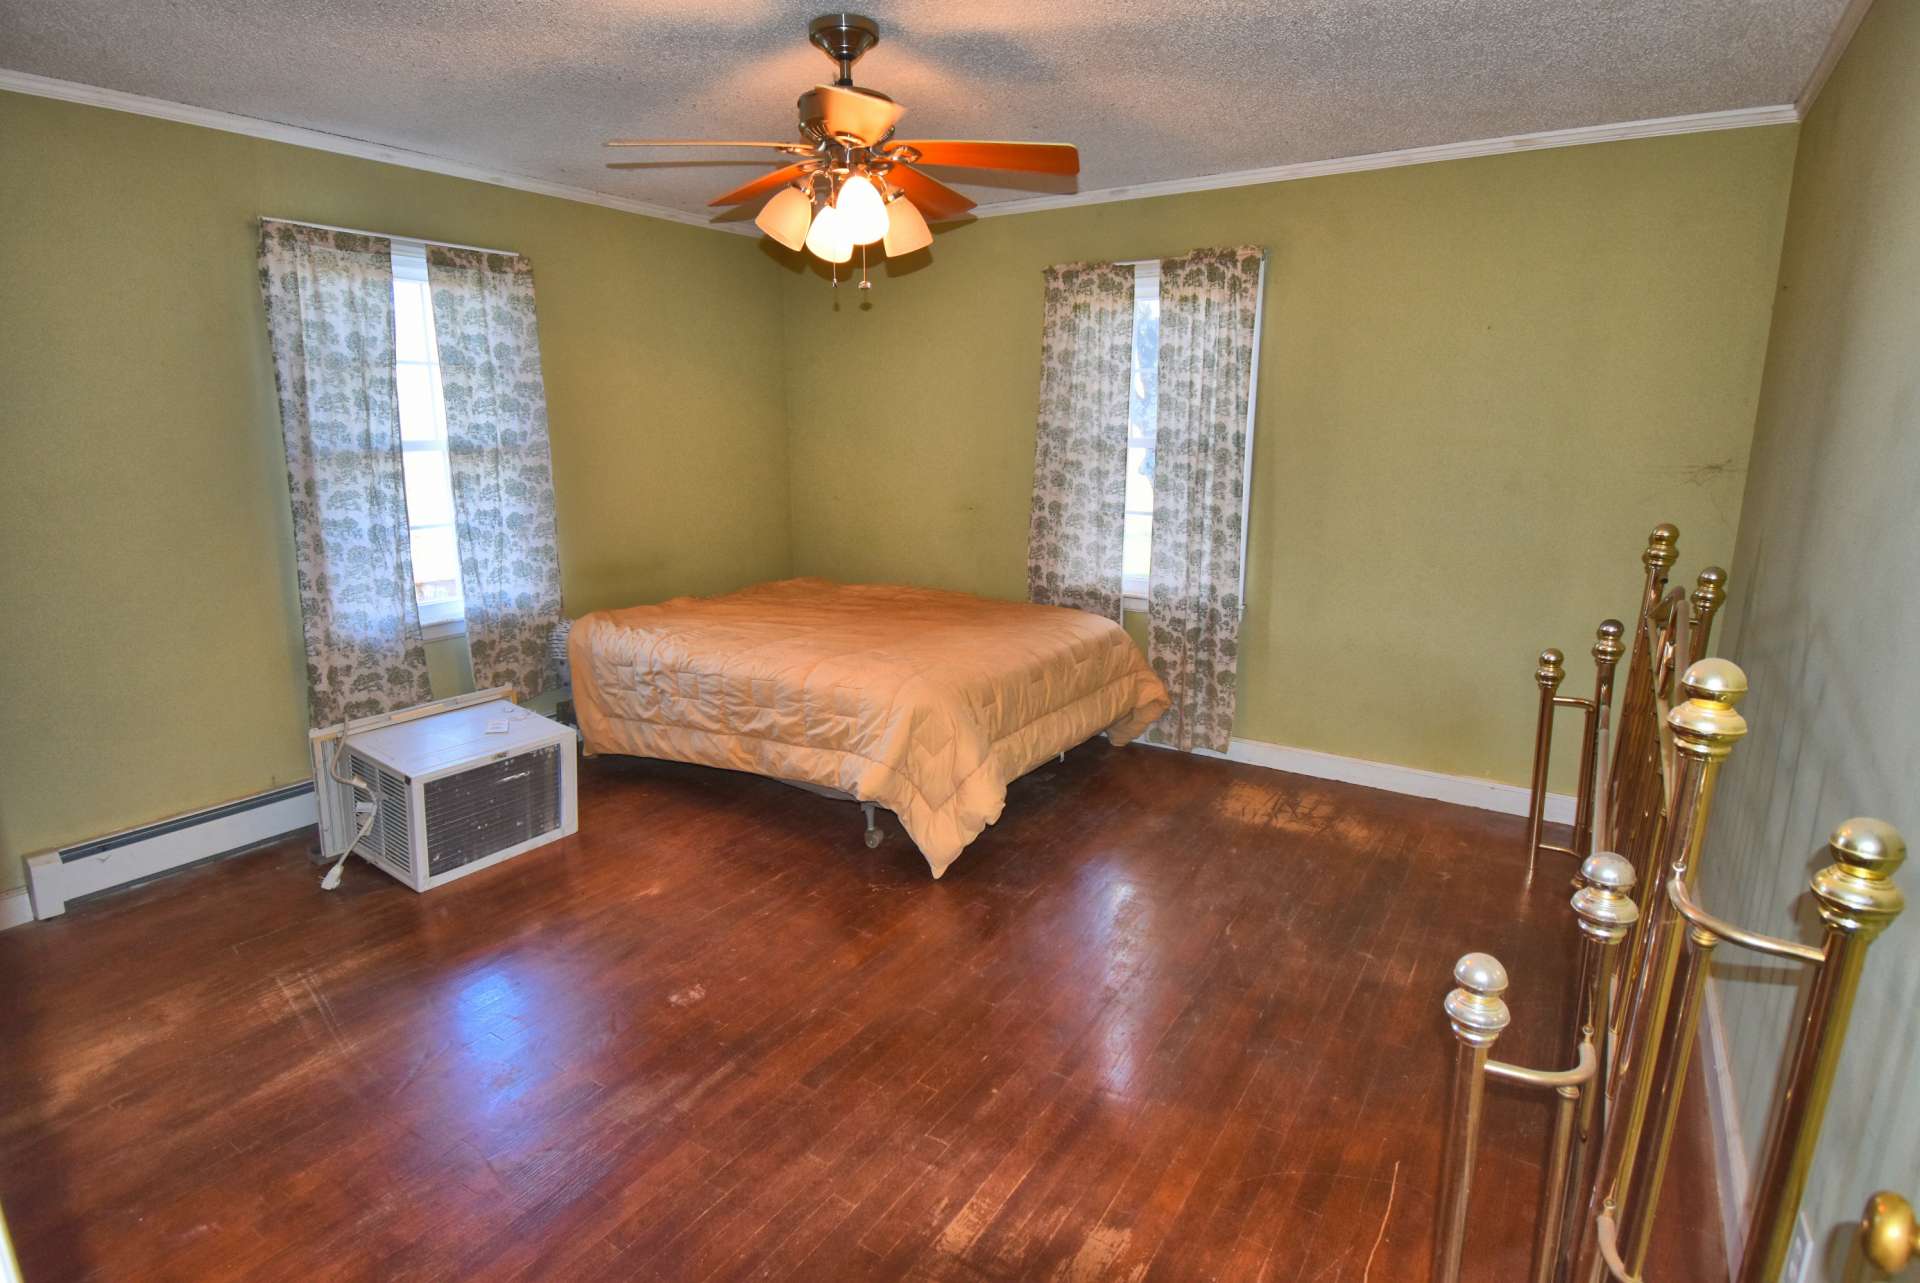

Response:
(1431, 524), (1908, 1283)
(778, 746), (1075, 850)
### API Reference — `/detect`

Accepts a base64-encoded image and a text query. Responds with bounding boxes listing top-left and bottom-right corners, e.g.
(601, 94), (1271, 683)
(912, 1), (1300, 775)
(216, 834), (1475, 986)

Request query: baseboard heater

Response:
(24, 782), (320, 920)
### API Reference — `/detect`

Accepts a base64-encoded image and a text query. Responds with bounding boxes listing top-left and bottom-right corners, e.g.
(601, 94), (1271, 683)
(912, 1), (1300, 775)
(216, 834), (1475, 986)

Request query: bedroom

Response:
(0, 0), (1915, 1279)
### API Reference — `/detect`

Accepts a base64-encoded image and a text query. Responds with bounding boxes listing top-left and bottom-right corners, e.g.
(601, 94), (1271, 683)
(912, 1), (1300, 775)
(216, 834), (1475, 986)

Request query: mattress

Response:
(569, 578), (1170, 876)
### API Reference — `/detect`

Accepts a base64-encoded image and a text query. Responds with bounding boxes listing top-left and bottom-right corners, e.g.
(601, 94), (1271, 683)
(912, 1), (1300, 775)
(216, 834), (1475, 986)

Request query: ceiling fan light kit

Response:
(606, 13), (1079, 289)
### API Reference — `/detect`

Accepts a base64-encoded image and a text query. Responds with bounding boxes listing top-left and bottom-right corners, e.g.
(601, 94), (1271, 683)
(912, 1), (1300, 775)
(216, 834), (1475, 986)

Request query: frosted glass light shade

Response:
(882, 196), (932, 257)
(835, 173), (889, 246)
(803, 203), (853, 263)
(755, 186), (814, 252)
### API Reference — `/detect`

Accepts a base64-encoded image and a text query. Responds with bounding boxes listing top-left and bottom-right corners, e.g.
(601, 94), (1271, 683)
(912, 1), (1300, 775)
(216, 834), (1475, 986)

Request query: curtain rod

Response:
(258, 216), (518, 258)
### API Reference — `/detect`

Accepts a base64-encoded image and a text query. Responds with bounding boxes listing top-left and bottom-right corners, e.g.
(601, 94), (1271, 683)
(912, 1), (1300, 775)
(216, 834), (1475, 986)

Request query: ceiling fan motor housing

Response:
(809, 13), (880, 84)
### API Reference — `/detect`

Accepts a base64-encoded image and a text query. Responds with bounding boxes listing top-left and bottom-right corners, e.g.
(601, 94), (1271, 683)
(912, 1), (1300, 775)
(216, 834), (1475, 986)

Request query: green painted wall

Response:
(0, 93), (1806, 905)
(0, 91), (790, 894)
(780, 128), (1798, 789)
(1697, 0), (1920, 1272)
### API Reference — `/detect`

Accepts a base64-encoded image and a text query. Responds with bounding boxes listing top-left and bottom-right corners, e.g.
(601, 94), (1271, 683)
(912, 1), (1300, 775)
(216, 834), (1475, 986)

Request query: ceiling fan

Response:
(605, 13), (1079, 284)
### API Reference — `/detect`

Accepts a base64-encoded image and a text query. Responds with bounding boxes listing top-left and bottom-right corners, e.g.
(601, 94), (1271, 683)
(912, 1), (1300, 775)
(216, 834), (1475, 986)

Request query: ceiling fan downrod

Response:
(808, 13), (881, 87)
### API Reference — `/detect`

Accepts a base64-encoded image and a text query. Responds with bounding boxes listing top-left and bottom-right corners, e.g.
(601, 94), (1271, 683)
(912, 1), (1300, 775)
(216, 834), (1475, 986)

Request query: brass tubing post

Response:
(1526, 649), (1566, 884)
(1434, 953), (1512, 1283)
(1739, 820), (1908, 1283)
(1571, 699), (1600, 861)
(1620, 917), (1719, 1273)
(1686, 567), (1727, 665)
(1562, 853), (1640, 1281)
(1586, 620), (1626, 855)
(1609, 660), (1747, 1096)
(1610, 525), (1678, 800)
(1536, 1084), (1583, 1283)
(1577, 660), (1748, 1283)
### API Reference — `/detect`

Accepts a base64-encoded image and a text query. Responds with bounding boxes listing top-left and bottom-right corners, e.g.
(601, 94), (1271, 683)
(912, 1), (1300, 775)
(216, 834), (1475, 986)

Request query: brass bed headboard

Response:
(1522, 524), (1727, 886)
(1432, 523), (1907, 1283)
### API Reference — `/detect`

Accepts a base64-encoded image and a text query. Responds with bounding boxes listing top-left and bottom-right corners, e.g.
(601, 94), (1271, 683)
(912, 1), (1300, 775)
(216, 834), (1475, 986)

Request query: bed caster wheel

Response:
(864, 828), (883, 849)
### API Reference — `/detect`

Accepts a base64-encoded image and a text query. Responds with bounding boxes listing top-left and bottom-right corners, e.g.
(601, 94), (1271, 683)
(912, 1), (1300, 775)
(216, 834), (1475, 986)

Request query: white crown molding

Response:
(969, 104), (1801, 220)
(0, 67), (752, 235)
(4, 66), (1801, 236)
(1795, 0), (1876, 116)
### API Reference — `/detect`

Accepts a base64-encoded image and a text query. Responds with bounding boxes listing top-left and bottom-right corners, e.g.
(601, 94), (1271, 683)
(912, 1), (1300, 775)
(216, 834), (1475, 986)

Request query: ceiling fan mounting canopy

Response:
(808, 13), (881, 85)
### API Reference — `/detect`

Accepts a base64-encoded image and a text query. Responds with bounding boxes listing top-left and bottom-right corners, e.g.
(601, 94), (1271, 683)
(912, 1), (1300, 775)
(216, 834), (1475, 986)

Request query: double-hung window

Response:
(389, 240), (465, 637)
(1121, 262), (1161, 608)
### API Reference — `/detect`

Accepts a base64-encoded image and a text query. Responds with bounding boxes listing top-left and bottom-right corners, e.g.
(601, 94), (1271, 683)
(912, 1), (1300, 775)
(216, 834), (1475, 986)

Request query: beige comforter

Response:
(570, 579), (1169, 877)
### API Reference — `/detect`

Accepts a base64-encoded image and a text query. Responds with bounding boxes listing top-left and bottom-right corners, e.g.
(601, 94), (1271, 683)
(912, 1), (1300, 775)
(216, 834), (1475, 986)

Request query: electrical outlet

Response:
(1783, 1212), (1815, 1283)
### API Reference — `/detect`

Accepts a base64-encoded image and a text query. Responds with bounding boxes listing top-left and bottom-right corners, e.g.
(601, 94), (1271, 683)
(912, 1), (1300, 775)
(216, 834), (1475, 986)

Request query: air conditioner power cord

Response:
(321, 727), (379, 891)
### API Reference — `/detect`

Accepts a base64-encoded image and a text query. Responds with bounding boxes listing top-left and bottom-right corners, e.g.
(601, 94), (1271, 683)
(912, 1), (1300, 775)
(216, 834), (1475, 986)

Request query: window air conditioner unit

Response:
(310, 689), (578, 892)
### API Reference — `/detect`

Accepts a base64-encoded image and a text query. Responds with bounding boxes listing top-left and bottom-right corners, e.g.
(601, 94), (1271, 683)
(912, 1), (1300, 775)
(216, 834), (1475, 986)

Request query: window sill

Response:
(421, 617), (467, 643)
(1122, 594), (1148, 615)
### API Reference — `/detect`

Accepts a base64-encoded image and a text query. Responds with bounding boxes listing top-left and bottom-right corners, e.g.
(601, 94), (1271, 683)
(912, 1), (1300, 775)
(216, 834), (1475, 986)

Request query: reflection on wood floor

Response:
(0, 741), (1723, 1281)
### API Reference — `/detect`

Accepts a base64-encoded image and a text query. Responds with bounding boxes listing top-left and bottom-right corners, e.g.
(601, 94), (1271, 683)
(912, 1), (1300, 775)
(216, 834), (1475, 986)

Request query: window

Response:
(390, 241), (465, 635)
(1122, 263), (1160, 607)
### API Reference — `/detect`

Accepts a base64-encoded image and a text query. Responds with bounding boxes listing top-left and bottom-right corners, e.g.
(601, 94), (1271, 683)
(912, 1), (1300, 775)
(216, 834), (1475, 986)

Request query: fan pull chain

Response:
(859, 245), (872, 291)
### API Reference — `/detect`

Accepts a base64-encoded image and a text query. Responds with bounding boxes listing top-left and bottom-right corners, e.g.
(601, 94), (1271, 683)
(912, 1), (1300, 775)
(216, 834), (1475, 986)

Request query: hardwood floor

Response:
(0, 743), (1725, 1282)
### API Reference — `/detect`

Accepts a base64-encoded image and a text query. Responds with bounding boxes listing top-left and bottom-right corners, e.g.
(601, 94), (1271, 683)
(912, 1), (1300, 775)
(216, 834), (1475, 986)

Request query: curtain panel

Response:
(426, 248), (565, 701)
(258, 221), (433, 726)
(1026, 260), (1137, 620)
(1148, 245), (1264, 752)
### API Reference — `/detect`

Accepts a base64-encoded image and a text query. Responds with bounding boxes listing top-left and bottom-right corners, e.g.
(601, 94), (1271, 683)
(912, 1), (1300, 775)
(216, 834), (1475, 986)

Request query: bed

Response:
(569, 578), (1170, 877)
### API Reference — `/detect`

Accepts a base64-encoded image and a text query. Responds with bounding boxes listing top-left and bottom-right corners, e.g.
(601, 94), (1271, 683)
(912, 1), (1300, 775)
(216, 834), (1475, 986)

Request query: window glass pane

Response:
(1122, 512), (1153, 584)
(1125, 445), (1155, 516)
(396, 363), (440, 442)
(402, 448), (456, 527)
(409, 525), (463, 603)
(393, 280), (431, 364)
(1128, 287), (1159, 442)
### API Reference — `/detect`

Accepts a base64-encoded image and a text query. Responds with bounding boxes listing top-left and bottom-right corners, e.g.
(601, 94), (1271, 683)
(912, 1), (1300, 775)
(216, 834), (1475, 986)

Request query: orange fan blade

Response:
(889, 141), (1079, 175)
(883, 164), (975, 222)
(709, 162), (815, 207)
(800, 84), (906, 147)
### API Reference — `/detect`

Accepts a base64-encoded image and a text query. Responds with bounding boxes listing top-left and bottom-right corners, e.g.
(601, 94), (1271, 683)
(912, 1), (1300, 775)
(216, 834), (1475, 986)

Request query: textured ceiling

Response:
(2, 0), (1846, 220)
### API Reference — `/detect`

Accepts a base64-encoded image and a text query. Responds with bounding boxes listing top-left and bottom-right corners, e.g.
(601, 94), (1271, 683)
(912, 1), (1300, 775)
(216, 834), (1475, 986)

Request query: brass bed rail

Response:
(1435, 522), (1907, 1283)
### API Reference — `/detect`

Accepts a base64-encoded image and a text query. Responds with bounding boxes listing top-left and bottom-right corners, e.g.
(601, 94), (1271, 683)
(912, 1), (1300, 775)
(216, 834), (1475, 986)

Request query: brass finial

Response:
(1861, 1190), (1916, 1273)
(1571, 852), (1639, 943)
(1692, 566), (1727, 615)
(1444, 953), (1511, 1047)
(1593, 619), (1626, 668)
(1537, 648), (1565, 691)
(1666, 658), (1750, 759)
(1644, 523), (1679, 573)
(1812, 819), (1907, 937)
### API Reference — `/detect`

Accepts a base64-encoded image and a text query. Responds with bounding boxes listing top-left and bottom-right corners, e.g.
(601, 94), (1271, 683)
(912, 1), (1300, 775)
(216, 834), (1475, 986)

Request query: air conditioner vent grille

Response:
(423, 745), (562, 877)
(349, 751), (413, 879)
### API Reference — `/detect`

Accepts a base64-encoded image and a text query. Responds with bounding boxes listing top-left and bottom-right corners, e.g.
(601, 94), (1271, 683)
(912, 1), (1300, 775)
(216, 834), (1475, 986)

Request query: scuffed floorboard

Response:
(0, 743), (1724, 1281)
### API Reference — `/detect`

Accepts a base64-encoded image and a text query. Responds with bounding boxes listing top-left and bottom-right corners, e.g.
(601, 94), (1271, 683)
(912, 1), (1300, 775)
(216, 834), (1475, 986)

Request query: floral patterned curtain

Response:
(1148, 246), (1265, 752)
(426, 248), (565, 700)
(1027, 260), (1138, 620)
(259, 221), (433, 726)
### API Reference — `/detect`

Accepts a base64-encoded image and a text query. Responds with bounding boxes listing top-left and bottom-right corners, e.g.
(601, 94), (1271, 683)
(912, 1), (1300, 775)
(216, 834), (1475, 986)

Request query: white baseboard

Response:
(0, 888), (32, 932)
(22, 783), (317, 922)
(1142, 734), (1577, 824)
(1701, 977), (1750, 1276)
